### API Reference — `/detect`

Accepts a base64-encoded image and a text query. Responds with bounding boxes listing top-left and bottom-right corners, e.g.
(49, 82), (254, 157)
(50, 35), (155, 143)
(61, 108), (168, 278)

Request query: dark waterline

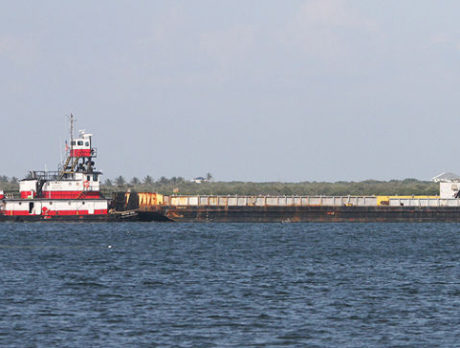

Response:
(0, 223), (459, 347)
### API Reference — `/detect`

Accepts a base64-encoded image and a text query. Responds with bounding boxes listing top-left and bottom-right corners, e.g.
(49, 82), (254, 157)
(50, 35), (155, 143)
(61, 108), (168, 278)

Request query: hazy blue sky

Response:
(1, 0), (460, 182)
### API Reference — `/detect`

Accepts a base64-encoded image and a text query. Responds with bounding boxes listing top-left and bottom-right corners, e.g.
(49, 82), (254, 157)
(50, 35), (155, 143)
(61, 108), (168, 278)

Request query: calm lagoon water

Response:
(0, 223), (459, 347)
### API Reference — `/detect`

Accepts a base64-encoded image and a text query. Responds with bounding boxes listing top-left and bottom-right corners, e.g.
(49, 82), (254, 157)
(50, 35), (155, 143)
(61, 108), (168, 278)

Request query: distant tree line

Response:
(0, 173), (439, 196)
(100, 176), (439, 196)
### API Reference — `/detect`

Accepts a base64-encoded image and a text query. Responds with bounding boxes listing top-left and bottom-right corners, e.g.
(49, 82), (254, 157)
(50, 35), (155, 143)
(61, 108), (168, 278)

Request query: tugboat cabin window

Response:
(85, 142), (89, 146)
(29, 202), (34, 214)
(77, 141), (83, 146)
(87, 175), (91, 181)
(71, 141), (76, 146)
(93, 174), (98, 182)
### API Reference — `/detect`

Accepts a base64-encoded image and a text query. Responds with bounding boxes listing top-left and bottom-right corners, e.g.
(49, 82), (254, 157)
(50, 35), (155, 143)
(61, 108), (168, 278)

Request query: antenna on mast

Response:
(70, 113), (74, 146)
(69, 113), (75, 174)
(58, 113), (78, 179)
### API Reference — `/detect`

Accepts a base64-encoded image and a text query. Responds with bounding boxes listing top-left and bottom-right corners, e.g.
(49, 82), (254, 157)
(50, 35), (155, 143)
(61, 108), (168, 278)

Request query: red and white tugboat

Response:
(0, 116), (129, 221)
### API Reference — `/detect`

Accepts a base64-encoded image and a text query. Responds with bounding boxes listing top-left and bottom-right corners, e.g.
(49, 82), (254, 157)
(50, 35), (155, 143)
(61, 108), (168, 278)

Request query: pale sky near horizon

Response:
(1, 0), (460, 182)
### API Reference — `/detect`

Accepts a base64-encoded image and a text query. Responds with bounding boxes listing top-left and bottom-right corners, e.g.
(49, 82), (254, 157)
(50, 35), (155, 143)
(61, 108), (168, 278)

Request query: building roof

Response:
(432, 172), (460, 183)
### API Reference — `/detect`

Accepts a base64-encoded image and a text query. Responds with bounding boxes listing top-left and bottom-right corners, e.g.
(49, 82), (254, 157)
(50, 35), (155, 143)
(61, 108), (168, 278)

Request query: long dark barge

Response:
(156, 205), (460, 222)
(115, 191), (460, 222)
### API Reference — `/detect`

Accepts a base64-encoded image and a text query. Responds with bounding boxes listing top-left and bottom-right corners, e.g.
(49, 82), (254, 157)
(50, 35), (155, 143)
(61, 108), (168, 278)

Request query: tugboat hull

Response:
(0, 210), (166, 222)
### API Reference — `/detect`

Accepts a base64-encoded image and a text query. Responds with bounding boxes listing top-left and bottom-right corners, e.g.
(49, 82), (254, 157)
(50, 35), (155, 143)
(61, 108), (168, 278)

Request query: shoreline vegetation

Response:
(0, 175), (439, 196)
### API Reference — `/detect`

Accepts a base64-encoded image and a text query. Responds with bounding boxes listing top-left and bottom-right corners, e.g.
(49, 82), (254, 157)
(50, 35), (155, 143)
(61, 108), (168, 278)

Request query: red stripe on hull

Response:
(95, 209), (108, 215)
(41, 191), (101, 199)
(3, 209), (108, 216)
(42, 210), (89, 216)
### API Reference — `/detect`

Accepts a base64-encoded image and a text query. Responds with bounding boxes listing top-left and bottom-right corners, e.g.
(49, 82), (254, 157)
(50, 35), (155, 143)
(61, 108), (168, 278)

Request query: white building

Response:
(432, 172), (460, 198)
(192, 177), (207, 184)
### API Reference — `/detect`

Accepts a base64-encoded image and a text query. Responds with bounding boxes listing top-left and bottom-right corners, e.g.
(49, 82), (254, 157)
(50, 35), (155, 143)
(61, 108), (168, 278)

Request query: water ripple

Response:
(0, 222), (458, 346)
